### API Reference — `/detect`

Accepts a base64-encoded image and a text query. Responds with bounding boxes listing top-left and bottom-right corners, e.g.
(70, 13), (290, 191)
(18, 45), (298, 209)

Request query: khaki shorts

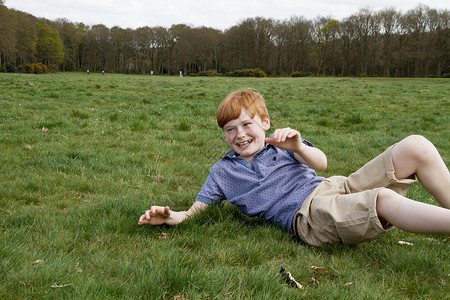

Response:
(292, 144), (417, 246)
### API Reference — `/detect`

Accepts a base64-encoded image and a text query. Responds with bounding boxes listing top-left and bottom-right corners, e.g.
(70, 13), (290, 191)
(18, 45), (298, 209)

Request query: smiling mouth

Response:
(237, 139), (253, 147)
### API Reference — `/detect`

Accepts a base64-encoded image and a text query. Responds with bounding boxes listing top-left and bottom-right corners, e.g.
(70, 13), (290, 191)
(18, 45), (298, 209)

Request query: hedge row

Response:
(189, 70), (220, 76)
(224, 68), (267, 77)
(188, 68), (268, 77)
(291, 71), (315, 77)
(17, 63), (59, 74)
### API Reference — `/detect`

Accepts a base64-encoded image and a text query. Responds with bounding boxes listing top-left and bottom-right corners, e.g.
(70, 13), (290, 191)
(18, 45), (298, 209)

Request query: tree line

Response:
(0, 1), (448, 77)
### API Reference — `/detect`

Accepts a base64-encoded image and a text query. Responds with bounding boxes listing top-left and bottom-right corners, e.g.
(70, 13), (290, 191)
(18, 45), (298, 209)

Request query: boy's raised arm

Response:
(138, 200), (209, 226)
(265, 127), (327, 171)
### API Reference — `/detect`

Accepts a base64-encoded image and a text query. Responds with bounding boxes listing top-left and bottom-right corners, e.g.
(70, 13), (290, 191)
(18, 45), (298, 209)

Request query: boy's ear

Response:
(262, 117), (270, 131)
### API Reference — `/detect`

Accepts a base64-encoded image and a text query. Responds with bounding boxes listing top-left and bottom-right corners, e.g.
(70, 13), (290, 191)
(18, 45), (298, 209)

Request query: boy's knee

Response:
(376, 188), (407, 213)
(376, 188), (398, 204)
(376, 188), (398, 228)
(404, 134), (429, 145)
(400, 135), (435, 163)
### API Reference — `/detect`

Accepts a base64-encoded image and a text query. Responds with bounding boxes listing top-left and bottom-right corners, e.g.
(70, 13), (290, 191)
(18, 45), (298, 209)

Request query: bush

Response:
(17, 63), (50, 74)
(34, 63), (48, 74)
(291, 71), (305, 77)
(48, 64), (59, 73)
(224, 68), (267, 78)
(197, 70), (220, 76)
(17, 64), (31, 73)
(253, 68), (267, 77)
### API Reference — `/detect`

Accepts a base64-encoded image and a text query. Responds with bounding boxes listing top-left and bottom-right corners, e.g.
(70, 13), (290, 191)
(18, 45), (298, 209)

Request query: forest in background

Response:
(0, 1), (448, 77)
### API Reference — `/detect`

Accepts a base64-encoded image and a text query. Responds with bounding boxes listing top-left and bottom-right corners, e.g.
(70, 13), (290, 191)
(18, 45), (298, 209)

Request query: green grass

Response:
(0, 73), (449, 299)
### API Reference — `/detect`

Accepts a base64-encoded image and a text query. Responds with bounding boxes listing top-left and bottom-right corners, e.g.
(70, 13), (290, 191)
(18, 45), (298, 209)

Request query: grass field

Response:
(0, 73), (449, 299)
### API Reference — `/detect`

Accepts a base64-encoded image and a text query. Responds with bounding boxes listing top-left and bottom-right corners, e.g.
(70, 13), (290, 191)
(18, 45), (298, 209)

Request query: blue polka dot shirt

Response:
(196, 140), (325, 231)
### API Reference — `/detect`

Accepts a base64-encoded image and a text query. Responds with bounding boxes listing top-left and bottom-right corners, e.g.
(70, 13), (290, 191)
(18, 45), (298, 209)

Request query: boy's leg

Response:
(391, 135), (450, 208)
(376, 188), (450, 233)
(345, 135), (449, 208)
(294, 135), (449, 245)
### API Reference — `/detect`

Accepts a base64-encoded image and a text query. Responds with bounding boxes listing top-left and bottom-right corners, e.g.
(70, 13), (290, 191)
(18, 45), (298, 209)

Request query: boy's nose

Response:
(237, 128), (246, 138)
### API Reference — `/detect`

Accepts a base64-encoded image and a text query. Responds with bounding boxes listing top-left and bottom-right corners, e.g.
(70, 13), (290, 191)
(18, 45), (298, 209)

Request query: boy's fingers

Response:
(141, 206), (170, 221)
(140, 214), (146, 222)
(275, 132), (288, 142)
(138, 213), (152, 225)
(138, 214), (145, 224)
(152, 206), (169, 217)
(281, 130), (292, 141)
(272, 128), (300, 142)
(163, 206), (170, 216)
(272, 130), (282, 142)
(266, 137), (284, 144)
(287, 130), (300, 139)
(273, 128), (295, 142)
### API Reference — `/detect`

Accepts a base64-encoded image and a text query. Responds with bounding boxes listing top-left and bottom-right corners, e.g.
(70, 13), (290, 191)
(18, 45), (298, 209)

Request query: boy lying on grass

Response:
(139, 90), (450, 246)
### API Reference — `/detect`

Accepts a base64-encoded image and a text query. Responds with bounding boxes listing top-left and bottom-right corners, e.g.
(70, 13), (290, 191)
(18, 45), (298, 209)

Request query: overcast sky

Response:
(5, 0), (449, 30)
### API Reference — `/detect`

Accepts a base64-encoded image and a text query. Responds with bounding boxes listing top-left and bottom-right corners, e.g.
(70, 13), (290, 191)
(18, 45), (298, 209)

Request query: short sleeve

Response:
(301, 138), (314, 147)
(195, 172), (225, 205)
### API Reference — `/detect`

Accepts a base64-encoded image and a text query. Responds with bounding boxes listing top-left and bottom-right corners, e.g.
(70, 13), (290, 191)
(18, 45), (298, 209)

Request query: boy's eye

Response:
(226, 128), (235, 133)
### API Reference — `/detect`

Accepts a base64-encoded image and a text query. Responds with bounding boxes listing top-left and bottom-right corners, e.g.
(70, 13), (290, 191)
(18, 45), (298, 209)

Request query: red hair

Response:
(217, 90), (269, 128)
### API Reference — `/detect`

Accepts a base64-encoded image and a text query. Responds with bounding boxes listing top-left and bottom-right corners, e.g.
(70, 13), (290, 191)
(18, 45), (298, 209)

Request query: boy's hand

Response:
(138, 201), (208, 227)
(266, 127), (327, 170)
(138, 206), (171, 226)
(265, 127), (303, 153)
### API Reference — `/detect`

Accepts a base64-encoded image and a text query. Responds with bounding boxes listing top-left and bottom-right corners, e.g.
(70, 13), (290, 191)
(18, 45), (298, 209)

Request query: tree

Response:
(427, 9), (450, 77)
(56, 19), (82, 71)
(193, 27), (220, 72)
(2, 2), (449, 77)
(347, 9), (378, 76)
(135, 26), (156, 74)
(14, 12), (36, 66)
(110, 26), (135, 73)
(286, 17), (313, 74)
(35, 20), (64, 66)
(153, 26), (170, 74)
(172, 26), (219, 74)
(0, 4), (16, 70)
(339, 18), (357, 76)
(75, 23), (90, 70)
(314, 18), (341, 76)
(220, 17), (275, 73)
(378, 8), (400, 77)
(84, 24), (110, 71)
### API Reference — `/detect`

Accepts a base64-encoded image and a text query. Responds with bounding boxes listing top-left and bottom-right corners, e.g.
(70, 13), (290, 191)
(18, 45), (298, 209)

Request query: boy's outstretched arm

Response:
(265, 127), (327, 171)
(138, 200), (209, 226)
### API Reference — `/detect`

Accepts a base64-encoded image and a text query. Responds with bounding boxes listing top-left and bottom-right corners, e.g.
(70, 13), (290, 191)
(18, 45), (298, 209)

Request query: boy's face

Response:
(223, 109), (270, 163)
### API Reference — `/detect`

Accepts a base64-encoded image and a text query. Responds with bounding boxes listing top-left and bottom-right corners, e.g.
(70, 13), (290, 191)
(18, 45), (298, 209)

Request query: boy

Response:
(138, 90), (450, 246)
